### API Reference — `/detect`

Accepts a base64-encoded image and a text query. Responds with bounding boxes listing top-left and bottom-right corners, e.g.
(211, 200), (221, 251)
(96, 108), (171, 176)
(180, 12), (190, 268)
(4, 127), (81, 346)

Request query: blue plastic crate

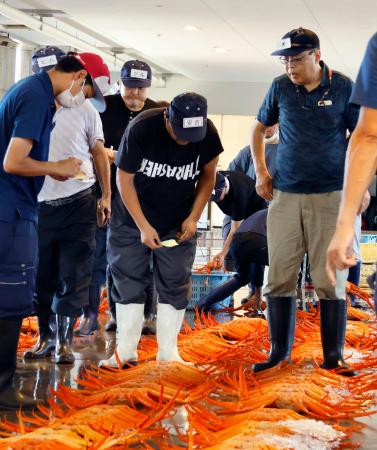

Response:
(360, 234), (377, 244)
(189, 271), (235, 310)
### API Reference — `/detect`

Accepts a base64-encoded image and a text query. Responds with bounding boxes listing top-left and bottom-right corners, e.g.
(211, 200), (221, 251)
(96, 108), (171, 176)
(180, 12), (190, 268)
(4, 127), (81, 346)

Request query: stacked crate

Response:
(360, 234), (377, 292)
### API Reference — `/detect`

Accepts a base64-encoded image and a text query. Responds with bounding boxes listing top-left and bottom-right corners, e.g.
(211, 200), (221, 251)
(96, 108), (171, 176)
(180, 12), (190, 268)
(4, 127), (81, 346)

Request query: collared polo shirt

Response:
(257, 62), (359, 193)
(350, 32), (377, 108)
(0, 71), (55, 222)
(38, 100), (104, 202)
(227, 144), (277, 179)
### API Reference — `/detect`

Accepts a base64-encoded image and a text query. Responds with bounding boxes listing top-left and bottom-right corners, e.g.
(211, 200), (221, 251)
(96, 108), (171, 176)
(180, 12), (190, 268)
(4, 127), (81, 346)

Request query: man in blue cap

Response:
(197, 209), (268, 314)
(327, 33), (377, 310)
(221, 125), (278, 304)
(31, 46), (66, 74)
(100, 93), (223, 367)
(0, 49), (110, 408)
(251, 27), (359, 375)
(211, 170), (266, 270)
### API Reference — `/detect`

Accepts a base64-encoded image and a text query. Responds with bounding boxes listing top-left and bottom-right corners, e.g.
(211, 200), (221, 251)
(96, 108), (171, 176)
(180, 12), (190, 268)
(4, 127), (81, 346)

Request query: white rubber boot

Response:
(99, 303), (144, 368)
(162, 406), (189, 435)
(156, 303), (186, 362)
(176, 308), (185, 335)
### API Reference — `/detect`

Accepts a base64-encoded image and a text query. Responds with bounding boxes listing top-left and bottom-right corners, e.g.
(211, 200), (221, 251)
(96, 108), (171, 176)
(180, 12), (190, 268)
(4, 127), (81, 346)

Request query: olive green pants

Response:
(265, 189), (346, 300)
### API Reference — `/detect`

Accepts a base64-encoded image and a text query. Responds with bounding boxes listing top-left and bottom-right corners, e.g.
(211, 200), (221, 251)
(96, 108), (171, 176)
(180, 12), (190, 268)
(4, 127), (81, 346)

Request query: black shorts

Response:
(108, 223), (196, 310)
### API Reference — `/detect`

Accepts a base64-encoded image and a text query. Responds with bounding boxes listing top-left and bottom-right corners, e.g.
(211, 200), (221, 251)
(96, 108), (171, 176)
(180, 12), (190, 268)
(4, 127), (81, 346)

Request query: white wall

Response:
(149, 74), (270, 116)
(0, 44), (17, 99)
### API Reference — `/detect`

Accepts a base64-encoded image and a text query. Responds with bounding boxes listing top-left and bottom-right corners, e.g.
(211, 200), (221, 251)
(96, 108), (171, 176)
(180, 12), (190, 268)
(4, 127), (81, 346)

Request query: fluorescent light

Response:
(214, 47), (227, 53)
(184, 25), (199, 31)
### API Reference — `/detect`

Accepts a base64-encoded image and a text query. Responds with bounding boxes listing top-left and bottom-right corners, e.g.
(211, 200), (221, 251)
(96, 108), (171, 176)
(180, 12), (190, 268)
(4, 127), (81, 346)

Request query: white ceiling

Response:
(1, 0), (376, 82)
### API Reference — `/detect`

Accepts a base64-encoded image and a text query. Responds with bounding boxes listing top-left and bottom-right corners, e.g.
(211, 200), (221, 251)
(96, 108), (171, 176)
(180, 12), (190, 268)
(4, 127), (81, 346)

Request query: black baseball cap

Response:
(31, 46), (66, 73)
(271, 28), (320, 57)
(211, 172), (227, 202)
(120, 60), (152, 88)
(168, 92), (208, 143)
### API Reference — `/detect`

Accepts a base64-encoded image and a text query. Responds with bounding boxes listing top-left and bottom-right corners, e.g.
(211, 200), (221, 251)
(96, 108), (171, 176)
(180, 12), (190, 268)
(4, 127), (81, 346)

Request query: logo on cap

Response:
(37, 55), (58, 68)
(121, 60), (152, 88)
(183, 117), (204, 128)
(279, 37), (292, 49)
(130, 68), (148, 80)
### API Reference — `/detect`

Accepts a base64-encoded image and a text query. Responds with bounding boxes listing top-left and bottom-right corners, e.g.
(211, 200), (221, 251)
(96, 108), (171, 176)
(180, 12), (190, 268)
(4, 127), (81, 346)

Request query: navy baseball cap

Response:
(271, 28), (320, 57)
(211, 172), (227, 202)
(31, 46), (66, 73)
(168, 92), (208, 143)
(120, 60), (152, 88)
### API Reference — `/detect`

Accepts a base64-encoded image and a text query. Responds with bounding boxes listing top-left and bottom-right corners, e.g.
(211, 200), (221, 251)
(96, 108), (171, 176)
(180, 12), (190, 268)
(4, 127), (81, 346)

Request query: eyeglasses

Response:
(279, 50), (315, 66)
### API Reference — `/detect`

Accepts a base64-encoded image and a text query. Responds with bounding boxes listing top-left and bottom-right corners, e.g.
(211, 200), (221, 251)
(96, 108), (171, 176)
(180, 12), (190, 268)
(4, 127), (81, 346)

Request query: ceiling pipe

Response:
(0, 2), (132, 69)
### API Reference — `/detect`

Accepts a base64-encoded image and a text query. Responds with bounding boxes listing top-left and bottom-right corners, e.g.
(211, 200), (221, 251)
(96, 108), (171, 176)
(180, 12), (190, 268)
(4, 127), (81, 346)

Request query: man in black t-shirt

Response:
(100, 93), (223, 367)
(197, 209), (268, 313)
(78, 60), (159, 336)
(211, 170), (267, 269)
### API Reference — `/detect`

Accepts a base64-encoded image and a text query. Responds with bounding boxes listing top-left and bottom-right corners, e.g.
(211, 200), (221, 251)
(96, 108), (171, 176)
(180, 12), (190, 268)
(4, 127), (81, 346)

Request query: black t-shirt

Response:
(100, 94), (158, 197)
(113, 109), (224, 236)
(215, 170), (267, 221)
(101, 94), (158, 148)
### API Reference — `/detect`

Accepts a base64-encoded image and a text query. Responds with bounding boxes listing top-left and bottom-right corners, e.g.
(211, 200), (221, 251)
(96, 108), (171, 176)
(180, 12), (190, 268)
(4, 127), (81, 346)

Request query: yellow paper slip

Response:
(72, 170), (87, 180)
(161, 239), (179, 247)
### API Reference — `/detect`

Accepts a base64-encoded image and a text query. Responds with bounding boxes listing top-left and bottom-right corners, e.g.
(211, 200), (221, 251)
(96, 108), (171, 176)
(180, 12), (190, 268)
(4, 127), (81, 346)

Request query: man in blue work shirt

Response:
(0, 51), (108, 409)
(327, 32), (377, 310)
(251, 28), (359, 375)
(222, 125), (278, 274)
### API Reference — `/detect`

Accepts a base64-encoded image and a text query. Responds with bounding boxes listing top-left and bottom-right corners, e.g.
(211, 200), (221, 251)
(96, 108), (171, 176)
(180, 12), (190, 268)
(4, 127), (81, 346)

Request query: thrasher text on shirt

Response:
(138, 156), (201, 181)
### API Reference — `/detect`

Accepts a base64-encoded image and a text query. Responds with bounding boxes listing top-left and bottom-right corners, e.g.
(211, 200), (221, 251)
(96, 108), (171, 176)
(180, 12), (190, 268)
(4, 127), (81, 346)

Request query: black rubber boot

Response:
(0, 317), (37, 409)
(55, 315), (76, 365)
(105, 270), (117, 332)
(24, 314), (56, 359)
(253, 297), (296, 373)
(75, 285), (100, 336)
(320, 299), (357, 376)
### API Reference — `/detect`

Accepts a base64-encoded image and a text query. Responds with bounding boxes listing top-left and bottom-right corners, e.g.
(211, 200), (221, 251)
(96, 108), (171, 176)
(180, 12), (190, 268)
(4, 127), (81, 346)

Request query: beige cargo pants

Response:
(265, 189), (345, 300)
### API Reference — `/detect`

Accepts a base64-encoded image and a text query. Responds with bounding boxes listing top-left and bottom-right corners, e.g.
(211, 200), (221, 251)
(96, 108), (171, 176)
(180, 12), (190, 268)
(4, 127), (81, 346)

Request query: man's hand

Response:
(255, 170), (273, 201)
(140, 225), (162, 250)
(358, 190), (371, 215)
(326, 224), (356, 285)
(50, 174), (69, 181)
(51, 157), (82, 180)
(212, 251), (226, 270)
(98, 196), (112, 225)
(177, 217), (197, 243)
(106, 148), (116, 164)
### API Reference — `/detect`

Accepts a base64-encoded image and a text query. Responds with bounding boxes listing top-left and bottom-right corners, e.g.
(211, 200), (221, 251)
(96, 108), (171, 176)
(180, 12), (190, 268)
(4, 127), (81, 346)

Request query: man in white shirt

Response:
(24, 48), (111, 365)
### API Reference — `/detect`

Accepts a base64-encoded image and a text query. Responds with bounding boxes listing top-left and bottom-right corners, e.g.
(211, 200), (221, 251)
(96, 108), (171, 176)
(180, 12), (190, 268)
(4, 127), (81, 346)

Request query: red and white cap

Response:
(74, 52), (111, 112)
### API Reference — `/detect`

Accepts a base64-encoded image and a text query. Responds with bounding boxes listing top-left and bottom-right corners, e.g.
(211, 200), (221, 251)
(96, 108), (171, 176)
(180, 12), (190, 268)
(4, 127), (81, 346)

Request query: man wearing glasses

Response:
(250, 28), (359, 374)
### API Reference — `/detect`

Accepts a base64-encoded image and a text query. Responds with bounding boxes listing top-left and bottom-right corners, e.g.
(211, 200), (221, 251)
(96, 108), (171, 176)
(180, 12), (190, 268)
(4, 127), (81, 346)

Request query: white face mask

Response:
(264, 132), (279, 144)
(56, 79), (86, 108)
